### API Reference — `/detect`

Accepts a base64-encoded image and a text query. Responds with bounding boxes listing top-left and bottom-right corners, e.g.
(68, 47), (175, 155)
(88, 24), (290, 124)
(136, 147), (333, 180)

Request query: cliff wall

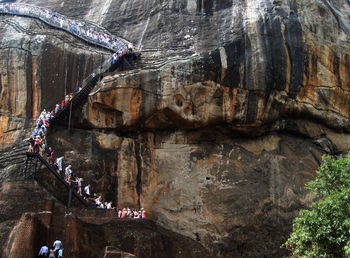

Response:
(1, 0), (350, 257)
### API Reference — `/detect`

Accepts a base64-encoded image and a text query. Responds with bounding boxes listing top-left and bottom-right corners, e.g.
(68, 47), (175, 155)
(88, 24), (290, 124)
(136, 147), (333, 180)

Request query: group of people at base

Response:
(38, 239), (63, 258)
(117, 207), (146, 219)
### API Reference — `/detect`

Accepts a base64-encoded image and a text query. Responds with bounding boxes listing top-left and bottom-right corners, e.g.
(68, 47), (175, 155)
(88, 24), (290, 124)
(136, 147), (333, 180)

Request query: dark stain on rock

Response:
(214, 0), (233, 12)
(197, 0), (214, 15)
(284, 12), (304, 97)
(331, 52), (342, 87)
(223, 38), (246, 88)
(260, 12), (288, 91)
(0, 73), (2, 102)
(55, 0), (94, 18)
(318, 5), (327, 17)
(25, 52), (33, 126)
(244, 35), (253, 90)
(311, 54), (318, 78)
(289, 0), (299, 13)
(316, 88), (331, 106)
(135, 141), (142, 209)
(245, 91), (259, 124)
(343, 54), (350, 90)
(304, 53), (310, 81)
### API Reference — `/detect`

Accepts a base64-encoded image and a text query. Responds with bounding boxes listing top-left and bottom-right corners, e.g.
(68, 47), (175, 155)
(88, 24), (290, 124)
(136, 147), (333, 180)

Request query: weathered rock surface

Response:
(0, 182), (207, 258)
(46, 124), (326, 257)
(1, 0), (350, 257)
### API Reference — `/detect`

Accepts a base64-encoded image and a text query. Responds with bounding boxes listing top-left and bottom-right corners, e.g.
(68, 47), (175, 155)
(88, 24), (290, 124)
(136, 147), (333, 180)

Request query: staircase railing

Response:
(50, 55), (129, 124)
(50, 73), (103, 124)
(25, 152), (90, 207)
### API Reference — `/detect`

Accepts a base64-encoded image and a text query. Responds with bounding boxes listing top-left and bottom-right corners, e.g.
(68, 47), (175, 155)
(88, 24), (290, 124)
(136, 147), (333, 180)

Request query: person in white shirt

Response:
(84, 184), (91, 197)
(38, 244), (49, 257)
(65, 165), (72, 183)
(95, 195), (102, 207)
(133, 211), (140, 219)
(52, 239), (62, 251)
(56, 156), (64, 174)
(106, 201), (113, 209)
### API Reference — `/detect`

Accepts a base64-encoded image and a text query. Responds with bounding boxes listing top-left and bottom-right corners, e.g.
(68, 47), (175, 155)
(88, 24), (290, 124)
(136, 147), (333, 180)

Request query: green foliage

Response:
(283, 154), (350, 257)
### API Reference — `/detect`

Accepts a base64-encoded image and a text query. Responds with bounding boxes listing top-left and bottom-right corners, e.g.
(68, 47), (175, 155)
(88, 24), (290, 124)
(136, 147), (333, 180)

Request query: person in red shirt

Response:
(121, 208), (127, 218)
(34, 136), (41, 153)
(141, 208), (146, 219)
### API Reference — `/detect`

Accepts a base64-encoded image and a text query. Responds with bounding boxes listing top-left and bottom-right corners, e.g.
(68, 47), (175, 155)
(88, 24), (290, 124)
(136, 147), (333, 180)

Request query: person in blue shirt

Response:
(58, 248), (63, 258)
(33, 127), (39, 136)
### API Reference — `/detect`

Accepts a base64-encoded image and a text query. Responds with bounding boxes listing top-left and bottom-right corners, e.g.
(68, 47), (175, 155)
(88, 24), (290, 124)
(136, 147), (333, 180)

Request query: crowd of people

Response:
(0, 3), (140, 75)
(27, 86), (147, 219)
(0, 3), (134, 53)
(38, 239), (63, 258)
(6, 1), (147, 222)
(117, 207), (147, 219)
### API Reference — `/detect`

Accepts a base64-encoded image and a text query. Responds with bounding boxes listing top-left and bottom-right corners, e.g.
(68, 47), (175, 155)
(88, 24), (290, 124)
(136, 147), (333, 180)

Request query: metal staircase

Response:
(23, 152), (90, 208)
(49, 73), (102, 124)
(50, 55), (131, 125)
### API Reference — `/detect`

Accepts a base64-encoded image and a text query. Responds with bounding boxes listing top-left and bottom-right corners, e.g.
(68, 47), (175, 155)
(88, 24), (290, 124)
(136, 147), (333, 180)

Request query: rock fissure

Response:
(135, 141), (143, 209)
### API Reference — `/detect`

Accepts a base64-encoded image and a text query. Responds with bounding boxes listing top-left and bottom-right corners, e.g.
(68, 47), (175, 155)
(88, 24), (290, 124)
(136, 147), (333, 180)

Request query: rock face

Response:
(0, 182), (208, 258)
(1, 0), (350, 257)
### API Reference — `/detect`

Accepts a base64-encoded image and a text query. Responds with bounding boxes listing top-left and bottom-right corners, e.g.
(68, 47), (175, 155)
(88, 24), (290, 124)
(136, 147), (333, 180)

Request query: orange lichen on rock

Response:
(339, 53), (350, 92)
(222, 87), (237, 123)
(331, 87), (350, 117)
(0, 116), (9, 145)
(129, 89), (142, 126)
(0, 74), (9, 114)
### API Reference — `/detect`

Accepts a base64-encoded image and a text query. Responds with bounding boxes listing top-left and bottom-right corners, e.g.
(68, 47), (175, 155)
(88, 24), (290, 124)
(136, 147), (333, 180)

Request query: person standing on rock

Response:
(38, 244), (49, 257)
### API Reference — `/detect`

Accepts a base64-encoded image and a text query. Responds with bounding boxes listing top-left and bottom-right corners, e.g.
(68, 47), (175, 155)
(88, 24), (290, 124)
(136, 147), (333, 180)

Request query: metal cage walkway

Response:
(0, 3), (134, 53)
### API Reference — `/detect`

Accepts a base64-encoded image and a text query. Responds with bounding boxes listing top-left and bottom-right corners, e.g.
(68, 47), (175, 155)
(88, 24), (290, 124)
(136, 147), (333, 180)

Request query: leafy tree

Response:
(283, 154), (350, 257)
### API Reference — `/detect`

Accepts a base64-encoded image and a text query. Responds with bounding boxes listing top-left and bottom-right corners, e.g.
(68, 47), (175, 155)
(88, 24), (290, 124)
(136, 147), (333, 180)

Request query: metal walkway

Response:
(0, 3), (134, 53)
